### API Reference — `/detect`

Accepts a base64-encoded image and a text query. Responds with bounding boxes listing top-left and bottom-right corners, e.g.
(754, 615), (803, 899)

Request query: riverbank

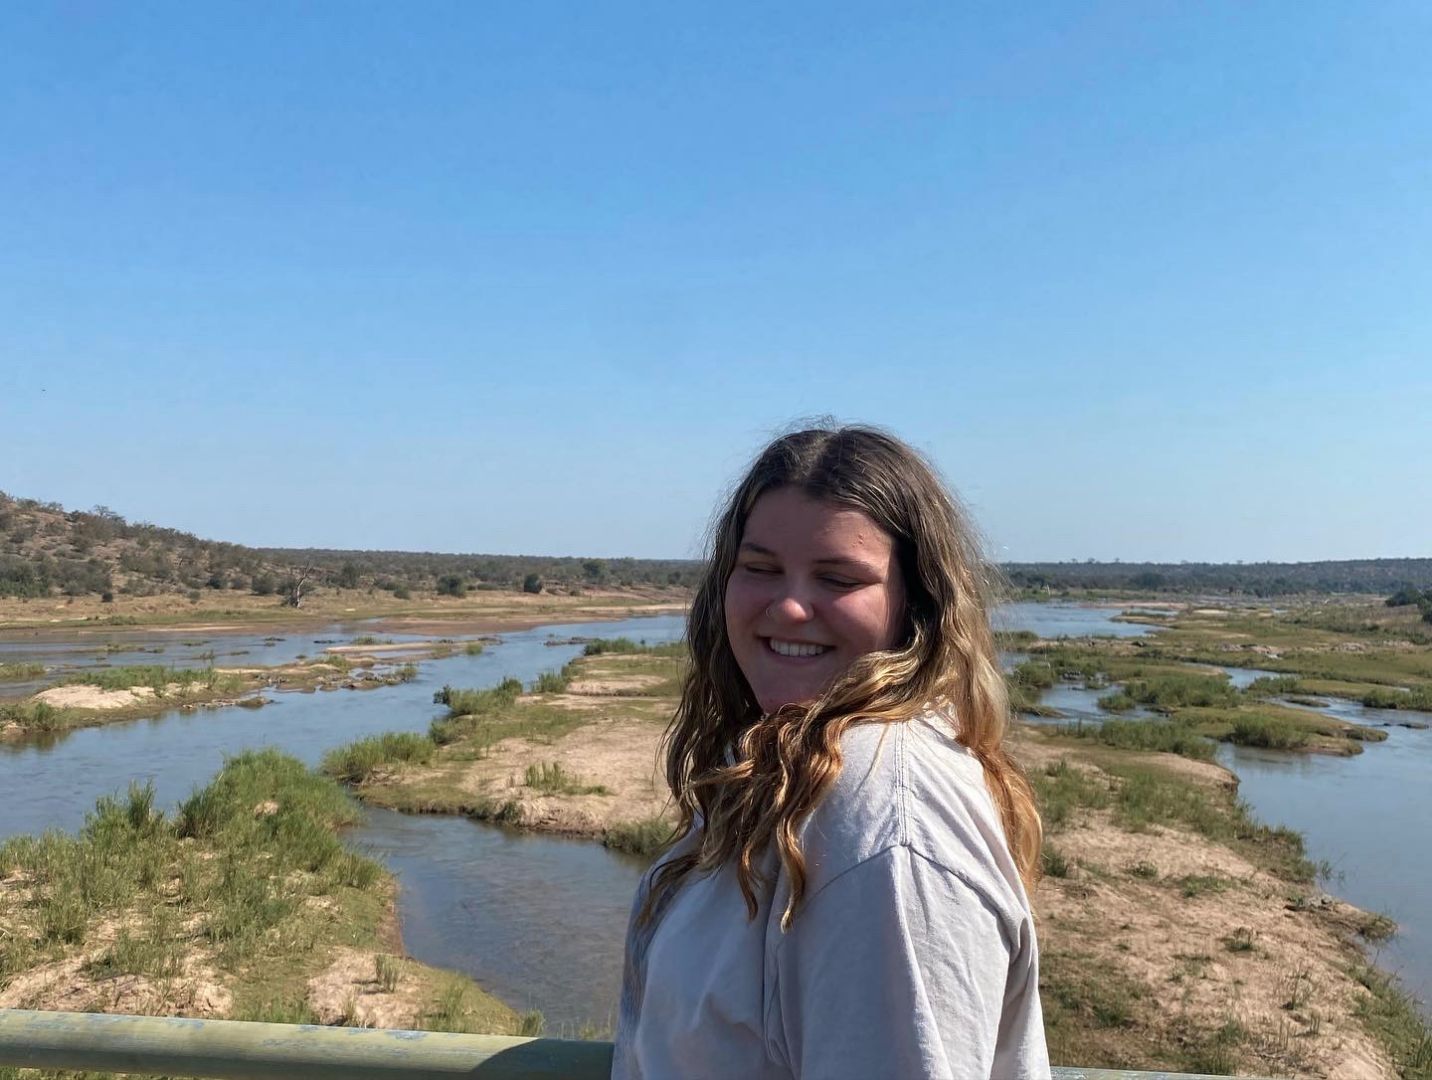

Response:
(0, 585), (688, 635)
(0, 654), (422, 743)
(324, 642), (681, 855)
(329, 643), (1431, 1077)
(0, 750), (530, 1039)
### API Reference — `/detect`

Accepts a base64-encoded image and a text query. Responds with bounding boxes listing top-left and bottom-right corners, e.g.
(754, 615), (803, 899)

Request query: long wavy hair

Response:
(642, 425), (1042, 931)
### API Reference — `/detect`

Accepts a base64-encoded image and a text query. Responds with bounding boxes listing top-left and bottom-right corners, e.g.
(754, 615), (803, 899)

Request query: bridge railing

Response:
(0, 1008), (1253, 1079)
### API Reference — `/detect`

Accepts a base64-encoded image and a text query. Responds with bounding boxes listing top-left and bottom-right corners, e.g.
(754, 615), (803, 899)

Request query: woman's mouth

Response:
(765, 637), (833, 659)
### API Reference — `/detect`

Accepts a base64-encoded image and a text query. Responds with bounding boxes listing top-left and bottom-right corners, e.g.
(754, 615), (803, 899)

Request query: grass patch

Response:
(1177, 874), (1230, 899)
(523, 762), (610, 796)
(1063, 717), (1216, 761)
(0, 699), (77, 735)
(1112, 674), (1240, 711)
(321, 732), (437, 784)
(604, 817), (673, 857)
(0, 662), (44, 681)
(1042, 842), (1072, 878)
(532, 662), (578, 694)
(0, 750), (521, 1037)
(1363, 686), (1432, 711)
(62, 664), (242, 697)
(1222, 927), (1256, 953)
(1351, 962), (1432, 1080)
(1029, 759), (1110, 830)
(1227, 715), (1310, 750)
(581, 637), (685, 658)
(1011, 660), (1057, 690)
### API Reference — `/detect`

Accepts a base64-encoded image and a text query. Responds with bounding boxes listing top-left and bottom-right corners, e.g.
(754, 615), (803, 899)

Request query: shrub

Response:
(436, 575), (466, 598)
(522, 574), (543, 595)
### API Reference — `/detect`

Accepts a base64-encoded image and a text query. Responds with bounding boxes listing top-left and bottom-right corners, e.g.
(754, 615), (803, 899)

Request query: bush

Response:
(1386, 586), (1426, 607)
(436, 574), (466, 598)
(522, 574), (543, 595)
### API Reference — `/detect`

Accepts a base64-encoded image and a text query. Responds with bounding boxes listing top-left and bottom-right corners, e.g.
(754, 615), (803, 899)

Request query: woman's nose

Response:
(767, 591), (815, 623)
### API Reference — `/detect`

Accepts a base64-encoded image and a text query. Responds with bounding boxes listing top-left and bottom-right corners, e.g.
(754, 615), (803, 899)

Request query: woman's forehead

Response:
(741, 489), (893, 556)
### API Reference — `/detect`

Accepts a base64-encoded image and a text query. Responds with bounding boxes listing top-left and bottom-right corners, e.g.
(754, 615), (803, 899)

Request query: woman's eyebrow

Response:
(739, 542), (878, 572)
(737, 542), (777, 557)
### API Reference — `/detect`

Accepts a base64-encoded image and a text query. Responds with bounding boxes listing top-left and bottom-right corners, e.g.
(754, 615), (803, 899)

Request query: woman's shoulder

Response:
(797, 709), (1031, 931)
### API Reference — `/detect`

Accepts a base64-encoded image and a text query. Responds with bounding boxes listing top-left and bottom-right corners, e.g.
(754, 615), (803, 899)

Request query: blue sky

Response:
(2, 2), (1428, 563)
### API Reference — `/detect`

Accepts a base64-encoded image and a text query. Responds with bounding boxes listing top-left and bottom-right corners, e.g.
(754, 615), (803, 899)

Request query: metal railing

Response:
(0, 1009), (1249, 1079)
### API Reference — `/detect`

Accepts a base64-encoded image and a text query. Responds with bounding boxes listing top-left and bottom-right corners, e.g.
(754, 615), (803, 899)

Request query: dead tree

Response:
(281, 564), (318, 608)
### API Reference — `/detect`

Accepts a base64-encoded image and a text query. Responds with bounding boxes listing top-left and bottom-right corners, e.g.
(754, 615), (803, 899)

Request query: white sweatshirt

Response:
(612, 710), (1050, 1080)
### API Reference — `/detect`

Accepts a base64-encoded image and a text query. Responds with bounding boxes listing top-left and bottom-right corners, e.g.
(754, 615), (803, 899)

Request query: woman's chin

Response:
(756, 688), (820, 714)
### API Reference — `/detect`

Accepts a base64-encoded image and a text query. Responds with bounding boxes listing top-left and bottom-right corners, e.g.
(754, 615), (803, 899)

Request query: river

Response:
(2, 602), (1427, 1027)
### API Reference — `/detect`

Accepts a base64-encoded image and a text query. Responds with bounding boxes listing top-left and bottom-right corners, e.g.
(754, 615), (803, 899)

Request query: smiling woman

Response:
(612, 425), (1050, 1080)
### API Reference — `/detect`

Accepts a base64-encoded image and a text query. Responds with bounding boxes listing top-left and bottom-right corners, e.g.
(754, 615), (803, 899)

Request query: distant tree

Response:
(582, 559), (607, 583)
(280, 565), (317, 608)
(251, 574), (276, 596)
(336, 561), (361, 589)
(1131, 572), (1165, 590)
(522, 573), (543, 595)
(1386, 586), (1425, 608)
(436, 574), (466, 597)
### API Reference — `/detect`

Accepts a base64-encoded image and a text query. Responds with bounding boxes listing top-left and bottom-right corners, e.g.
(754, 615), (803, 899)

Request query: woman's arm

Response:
(768, 843), (1045, 1080)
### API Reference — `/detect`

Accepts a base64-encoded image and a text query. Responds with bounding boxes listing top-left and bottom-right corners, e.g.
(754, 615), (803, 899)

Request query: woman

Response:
(613, 426), (1049, 1080)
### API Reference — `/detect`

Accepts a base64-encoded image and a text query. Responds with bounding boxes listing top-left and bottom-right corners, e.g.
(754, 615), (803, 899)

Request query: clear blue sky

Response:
(2, 2), (1428, 563)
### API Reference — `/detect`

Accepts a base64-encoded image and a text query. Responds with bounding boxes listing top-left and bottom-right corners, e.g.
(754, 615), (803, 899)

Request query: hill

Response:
(2, 491), (1428, 603)
(0, 492), (697, 604)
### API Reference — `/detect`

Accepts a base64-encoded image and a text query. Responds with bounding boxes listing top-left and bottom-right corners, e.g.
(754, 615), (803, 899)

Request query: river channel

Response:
(2, 603), (1427, 1027)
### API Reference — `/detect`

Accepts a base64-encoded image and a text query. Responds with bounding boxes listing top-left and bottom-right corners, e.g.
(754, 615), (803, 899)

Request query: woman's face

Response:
(724, 487), (907, 714)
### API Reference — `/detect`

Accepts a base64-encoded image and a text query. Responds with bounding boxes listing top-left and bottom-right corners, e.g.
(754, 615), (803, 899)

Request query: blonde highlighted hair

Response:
(642, 425), (1042, 930)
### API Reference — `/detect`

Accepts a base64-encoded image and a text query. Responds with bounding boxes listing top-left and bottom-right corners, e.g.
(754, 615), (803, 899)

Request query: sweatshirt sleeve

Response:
(767, 844), (1039, 1080)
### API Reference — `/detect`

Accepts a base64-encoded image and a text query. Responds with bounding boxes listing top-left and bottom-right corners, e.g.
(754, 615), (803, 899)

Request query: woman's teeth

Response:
(768, 639), (831, 658)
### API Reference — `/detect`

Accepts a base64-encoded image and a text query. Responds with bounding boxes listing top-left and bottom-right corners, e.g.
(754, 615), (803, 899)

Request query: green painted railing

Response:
(0, 1009), (1251, 1079)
